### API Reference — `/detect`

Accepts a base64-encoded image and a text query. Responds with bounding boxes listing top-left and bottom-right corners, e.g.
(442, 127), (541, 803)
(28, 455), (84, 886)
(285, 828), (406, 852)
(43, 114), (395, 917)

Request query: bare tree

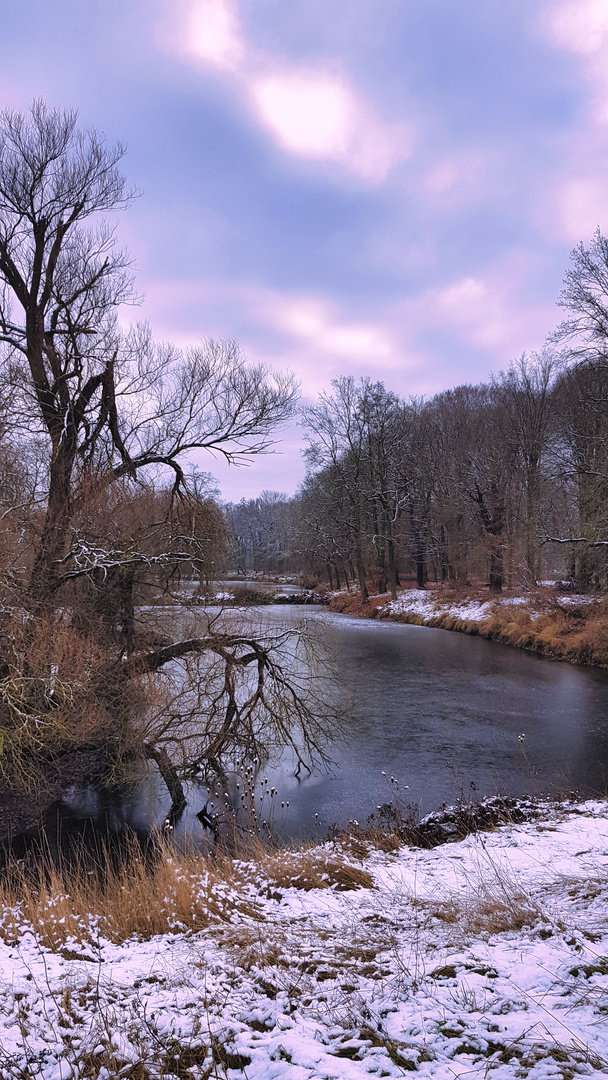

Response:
(226, 490), (293, 574)
(495, 351), (559, 584)
(0, 104), (297, 608)
(0, 103), (321, 833)
(302, 377), (372, 600)
(356, 381), (407, 598)
(0, 102), (136, 604)
(552, 229), (608, 362)
(547, 230), (608, 587)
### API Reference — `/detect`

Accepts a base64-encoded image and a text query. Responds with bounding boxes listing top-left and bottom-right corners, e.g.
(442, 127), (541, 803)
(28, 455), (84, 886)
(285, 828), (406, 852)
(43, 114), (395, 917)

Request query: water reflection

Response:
(30, 608), (608, 845)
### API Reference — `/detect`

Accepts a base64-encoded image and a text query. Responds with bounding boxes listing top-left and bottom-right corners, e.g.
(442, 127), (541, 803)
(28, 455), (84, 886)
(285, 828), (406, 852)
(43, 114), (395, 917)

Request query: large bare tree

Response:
(0, 102), (297, 608)
(0, 104), (332, 833)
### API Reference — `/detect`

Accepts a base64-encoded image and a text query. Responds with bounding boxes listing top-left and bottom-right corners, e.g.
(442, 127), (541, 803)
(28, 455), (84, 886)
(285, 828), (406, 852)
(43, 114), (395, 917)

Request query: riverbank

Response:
(1, 797), (608, 1077)
(330, 586), (608, 666)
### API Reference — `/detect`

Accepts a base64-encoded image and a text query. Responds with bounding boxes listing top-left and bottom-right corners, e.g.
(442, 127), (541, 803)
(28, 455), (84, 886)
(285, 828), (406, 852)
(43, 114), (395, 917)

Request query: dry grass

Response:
(237, 844), (374, 894)
(463, 890), (544, 935)
(414, 591), (608, 667)
(333, 584), (608, 667)
(336, 829), (402, 856)
(421, 848), (549, 945)
(479, 598), (608, 666)
(329, 592), (378, 616)
(0, 836), (373, 950)
(422, 890), (544, 947)
(0, 835), (262, 949)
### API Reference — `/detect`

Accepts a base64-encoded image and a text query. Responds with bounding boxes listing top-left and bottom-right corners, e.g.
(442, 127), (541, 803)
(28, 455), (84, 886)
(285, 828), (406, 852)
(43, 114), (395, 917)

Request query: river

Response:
(56, 605), (608, 845)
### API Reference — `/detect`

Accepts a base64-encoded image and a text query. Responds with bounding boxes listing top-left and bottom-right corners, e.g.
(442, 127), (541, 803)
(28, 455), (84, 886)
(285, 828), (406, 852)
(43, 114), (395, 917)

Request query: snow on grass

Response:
(384, 589), (495, 623)
(382, 589), (600, 626)
(555, 595), (596, 606)
(2, 802), (608, 1077)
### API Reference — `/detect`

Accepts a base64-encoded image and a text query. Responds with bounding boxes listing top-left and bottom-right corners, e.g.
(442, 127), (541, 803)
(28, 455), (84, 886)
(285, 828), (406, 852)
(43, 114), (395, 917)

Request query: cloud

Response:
(250, 69), (409, 182)
(543, 1), (608, 120)
(252, 74), (353, 160)
(550, 177), (608, 240)
(131, 265), (557, 499)
(167, 0), (411, 182)
(135, 255), (556, 406)
(545, 0), (608, 56)
(263, 294), (396, 364)
(409, 255), (558, 359)
(433, 276), (512, 351)
(187, 0), (244, 70)
(421, 149), (499, 207)
(538, 4), (608, 242)
(134, 277), (414, 395)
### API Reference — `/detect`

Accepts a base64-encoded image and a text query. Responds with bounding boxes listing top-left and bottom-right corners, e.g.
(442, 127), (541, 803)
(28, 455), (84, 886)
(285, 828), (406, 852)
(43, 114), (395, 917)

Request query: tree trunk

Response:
(373, 502), (387, 594)
(524, 466), (541, 585)
(29, 443), (75, 608)
(357, 560), (369, 601)
(439, 525), (450, 582)
(471, 484), (505, 593)
(415, 543), (426, 590)
(488, 540), (504, 593)
(145, 744), (187, 826)
(409, 499), (426, 590)
(355, 537), (369, 601)
(386, 528), (398, 601)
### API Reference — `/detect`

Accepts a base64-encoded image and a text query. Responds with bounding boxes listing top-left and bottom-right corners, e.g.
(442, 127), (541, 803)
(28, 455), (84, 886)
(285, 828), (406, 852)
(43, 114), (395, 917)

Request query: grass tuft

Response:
(237, 845), (374, 894)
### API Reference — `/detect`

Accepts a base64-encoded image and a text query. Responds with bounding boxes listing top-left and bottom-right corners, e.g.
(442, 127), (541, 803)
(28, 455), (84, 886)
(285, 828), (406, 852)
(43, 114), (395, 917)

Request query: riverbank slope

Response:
(2, 798), (608, 1078)
(330, 586), (608, 666)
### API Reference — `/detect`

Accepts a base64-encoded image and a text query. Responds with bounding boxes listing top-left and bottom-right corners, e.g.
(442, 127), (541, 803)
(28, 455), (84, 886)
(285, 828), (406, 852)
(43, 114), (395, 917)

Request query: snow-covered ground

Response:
(382, 589), (596, 626)
(384, 589), (495, 623)
(2, 801), (608, 1078)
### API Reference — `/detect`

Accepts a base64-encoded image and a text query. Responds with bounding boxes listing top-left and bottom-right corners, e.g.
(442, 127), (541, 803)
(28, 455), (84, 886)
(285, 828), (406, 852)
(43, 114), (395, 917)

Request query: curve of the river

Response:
(59, 605), (608, 846)
(245, 607), (608, 835)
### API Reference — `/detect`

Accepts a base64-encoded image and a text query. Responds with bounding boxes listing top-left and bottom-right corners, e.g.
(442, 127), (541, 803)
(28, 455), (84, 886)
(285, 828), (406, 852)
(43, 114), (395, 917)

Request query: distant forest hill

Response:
(226, 232), (608, 598)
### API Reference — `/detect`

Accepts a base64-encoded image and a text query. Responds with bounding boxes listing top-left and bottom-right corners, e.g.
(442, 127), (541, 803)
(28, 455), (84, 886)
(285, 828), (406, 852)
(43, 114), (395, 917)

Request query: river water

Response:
(58, 605), (608, 845)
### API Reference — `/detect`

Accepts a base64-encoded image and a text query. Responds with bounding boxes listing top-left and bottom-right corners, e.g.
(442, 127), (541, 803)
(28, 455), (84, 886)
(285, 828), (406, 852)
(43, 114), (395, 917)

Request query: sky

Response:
(3, 0), (608, 500)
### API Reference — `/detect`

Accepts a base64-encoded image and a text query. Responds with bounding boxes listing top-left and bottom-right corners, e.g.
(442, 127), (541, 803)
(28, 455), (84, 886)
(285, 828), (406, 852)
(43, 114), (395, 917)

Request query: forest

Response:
(229, 337), (608, 600)
(2, 101), (608, 836)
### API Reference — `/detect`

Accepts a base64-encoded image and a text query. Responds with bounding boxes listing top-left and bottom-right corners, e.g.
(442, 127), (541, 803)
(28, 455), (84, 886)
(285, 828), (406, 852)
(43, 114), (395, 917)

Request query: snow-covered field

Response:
(2, 801), (608, 1078)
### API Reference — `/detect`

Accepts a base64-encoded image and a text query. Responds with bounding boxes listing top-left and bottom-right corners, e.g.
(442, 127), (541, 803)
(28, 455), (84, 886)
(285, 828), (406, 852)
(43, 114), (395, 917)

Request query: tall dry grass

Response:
(0, 834), (372, 950)
(0, 835), (258, 949)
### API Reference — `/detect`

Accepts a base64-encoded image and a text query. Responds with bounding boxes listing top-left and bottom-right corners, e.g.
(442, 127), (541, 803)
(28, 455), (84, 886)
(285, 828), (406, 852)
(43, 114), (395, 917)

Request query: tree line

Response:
(228, 243), (608, 597)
